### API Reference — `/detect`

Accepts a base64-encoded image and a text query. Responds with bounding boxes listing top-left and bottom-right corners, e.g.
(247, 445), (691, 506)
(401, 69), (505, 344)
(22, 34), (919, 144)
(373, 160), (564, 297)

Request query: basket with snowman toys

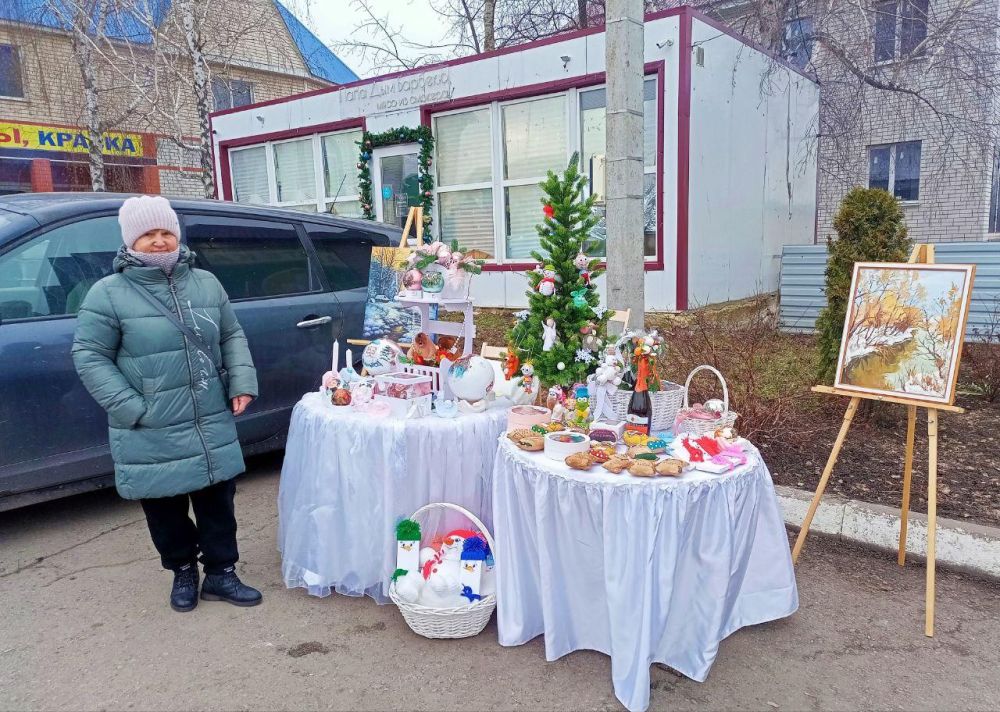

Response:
(389, 502), (496, 639)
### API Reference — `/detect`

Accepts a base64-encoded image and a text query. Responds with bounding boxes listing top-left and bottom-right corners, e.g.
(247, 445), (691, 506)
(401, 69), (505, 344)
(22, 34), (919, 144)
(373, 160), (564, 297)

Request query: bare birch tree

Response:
(40, 0), (149, 191)
(62, 0), (303, 197)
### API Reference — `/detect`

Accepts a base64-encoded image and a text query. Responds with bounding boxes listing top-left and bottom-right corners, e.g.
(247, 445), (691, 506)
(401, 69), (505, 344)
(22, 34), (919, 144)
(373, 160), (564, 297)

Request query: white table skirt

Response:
(492, 438), (798, 712)
(278, 392), (509, 602)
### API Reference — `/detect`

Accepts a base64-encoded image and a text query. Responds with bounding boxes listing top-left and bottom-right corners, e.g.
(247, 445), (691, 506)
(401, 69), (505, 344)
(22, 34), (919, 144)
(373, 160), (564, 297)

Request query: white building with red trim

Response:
(209, 6), (818, 311)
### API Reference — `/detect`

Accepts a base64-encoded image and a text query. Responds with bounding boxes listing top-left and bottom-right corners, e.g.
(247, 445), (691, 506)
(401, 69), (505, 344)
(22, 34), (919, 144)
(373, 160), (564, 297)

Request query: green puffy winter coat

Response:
(72, 246), (258, 500)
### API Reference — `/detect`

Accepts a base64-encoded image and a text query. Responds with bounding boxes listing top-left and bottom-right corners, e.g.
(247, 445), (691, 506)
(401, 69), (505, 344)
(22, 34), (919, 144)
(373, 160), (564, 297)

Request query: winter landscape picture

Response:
(362, 246), (422, 342)
(835, 262), (975, 405)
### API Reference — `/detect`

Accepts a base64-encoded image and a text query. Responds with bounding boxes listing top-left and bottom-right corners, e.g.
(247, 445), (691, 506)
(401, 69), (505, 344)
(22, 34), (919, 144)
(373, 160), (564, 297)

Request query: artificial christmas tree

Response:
(507, 154), (612, 391)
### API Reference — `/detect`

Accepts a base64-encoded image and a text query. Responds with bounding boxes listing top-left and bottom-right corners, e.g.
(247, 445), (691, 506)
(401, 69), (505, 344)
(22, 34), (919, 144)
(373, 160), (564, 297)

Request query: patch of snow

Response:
(845, 327), (914, 364)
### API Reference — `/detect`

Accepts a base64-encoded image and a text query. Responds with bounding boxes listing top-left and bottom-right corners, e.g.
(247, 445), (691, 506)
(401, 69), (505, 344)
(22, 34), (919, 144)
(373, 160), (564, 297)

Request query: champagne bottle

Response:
(624, 353), (652, 437)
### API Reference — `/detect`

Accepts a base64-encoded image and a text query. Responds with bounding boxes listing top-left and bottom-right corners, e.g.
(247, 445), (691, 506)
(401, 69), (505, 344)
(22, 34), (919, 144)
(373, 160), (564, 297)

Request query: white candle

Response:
(346, 348), (353, 374)
(332, 340), (339, 372)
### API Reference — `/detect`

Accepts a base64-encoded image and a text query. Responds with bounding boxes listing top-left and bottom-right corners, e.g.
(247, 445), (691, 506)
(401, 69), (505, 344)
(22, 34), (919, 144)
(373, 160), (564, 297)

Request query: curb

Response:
(775, 485), (1000, 581)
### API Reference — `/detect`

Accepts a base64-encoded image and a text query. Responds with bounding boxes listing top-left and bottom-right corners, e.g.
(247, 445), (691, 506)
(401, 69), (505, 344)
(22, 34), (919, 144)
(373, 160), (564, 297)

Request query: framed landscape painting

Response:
(362, 245), (422, 342)
(834, 262), (976, 406)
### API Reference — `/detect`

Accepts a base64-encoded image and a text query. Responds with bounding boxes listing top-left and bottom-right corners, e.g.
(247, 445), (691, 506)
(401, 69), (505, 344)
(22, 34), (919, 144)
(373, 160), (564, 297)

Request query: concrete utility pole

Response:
(605, 0), (645, 323)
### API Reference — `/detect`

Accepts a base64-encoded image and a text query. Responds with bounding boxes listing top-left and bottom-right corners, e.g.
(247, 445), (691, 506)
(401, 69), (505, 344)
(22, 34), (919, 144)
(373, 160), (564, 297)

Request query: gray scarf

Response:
(127, 248), (180, 275)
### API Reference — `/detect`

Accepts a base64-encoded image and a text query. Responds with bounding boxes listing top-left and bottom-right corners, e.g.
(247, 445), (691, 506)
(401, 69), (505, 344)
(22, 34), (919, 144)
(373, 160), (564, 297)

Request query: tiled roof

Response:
(273, 1), (358, 84)
(0, 0), (170, 42)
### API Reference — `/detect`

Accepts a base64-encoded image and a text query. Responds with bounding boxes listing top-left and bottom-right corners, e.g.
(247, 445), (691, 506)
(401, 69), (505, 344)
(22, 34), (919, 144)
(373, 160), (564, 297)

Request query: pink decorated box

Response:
(373, 371), (434, 400)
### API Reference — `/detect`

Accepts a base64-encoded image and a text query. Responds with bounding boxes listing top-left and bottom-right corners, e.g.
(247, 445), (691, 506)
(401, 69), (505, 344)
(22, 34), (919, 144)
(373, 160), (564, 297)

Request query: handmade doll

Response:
(580, 322), (601, 352)
(504, 346), (521, 381)
(574, 251), (591, 286)
(537, 265), (557, 296)
(520, 362), (536, 396)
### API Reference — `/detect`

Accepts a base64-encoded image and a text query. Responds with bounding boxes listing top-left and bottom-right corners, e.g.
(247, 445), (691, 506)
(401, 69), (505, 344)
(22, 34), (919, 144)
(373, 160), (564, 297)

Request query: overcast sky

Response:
(284, 0), (454, 78)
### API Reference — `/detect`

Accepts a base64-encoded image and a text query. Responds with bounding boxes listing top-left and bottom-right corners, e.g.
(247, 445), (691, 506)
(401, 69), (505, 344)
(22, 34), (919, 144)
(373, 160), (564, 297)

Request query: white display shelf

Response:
(396, 295), (474, 308)
(397, 293), (476, 359)
(395, 292), (477, 401)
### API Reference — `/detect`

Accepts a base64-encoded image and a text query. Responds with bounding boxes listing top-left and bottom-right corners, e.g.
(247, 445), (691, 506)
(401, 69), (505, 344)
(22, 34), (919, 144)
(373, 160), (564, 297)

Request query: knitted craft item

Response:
(461, 536), (488, 561)
(396, 518), (421, 541)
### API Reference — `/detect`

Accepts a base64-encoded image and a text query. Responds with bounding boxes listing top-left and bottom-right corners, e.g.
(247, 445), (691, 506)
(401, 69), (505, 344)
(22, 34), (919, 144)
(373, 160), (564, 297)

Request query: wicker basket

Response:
(388, 502), (496, 639)
(610, 381), (684, 432)
(674, 365), (738, 437)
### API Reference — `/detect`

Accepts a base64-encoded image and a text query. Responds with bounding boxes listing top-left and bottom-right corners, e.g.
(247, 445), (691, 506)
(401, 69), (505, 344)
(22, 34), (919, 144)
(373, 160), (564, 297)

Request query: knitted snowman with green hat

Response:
(537, 265), (557, 296)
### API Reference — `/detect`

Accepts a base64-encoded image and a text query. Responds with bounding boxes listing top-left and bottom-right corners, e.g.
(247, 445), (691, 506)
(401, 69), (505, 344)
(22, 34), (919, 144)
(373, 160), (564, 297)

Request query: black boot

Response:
(201, 566), (262, 607)
(170, 563), (199, 612)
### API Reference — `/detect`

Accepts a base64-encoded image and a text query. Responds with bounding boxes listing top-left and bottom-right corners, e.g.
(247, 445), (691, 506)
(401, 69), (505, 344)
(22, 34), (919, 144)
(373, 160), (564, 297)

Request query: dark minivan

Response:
(0, 193), (396, 510)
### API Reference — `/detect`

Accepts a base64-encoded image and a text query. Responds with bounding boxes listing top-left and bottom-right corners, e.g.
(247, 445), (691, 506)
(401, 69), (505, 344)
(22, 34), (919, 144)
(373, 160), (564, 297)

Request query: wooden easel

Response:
(347, 206), (424, 350)
(792, 244), (968, 638)
(399, 205), (425, 248)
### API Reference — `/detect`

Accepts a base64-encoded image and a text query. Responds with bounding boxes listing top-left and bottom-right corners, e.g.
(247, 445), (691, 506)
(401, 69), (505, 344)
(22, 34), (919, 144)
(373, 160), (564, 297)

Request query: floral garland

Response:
(357, 125), (435, 231)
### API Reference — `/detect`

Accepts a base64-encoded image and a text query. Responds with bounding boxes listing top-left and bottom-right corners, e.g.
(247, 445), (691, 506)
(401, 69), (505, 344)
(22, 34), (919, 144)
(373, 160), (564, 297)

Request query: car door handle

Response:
(296, 316), (333, 328)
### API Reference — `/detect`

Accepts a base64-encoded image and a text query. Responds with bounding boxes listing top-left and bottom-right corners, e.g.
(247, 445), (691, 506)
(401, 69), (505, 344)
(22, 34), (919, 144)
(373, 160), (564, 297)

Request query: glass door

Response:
(372, 143), (421, 228)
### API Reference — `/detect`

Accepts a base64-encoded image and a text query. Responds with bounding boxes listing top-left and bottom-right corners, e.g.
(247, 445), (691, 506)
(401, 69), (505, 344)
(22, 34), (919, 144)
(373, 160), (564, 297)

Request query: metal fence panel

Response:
(778, 243), (1000, 340)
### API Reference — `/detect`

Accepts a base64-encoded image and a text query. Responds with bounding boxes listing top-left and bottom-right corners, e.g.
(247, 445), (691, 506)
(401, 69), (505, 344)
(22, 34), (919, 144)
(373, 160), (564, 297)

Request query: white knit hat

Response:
(118, 195), (181, 249)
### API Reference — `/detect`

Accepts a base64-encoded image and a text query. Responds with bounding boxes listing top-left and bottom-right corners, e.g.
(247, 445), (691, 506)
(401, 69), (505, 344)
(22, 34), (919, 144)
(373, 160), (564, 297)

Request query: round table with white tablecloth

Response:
(491, 437), (798, 712)
(278, 391), (509, 602)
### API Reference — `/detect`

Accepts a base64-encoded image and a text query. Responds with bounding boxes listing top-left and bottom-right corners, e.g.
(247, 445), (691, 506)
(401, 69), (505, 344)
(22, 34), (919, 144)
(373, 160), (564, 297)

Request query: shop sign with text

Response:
(0, 121), (145, 156)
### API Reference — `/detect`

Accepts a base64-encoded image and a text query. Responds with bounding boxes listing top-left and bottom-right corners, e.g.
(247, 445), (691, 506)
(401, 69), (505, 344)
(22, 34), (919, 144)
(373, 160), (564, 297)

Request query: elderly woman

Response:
(72, 195), (261, 613)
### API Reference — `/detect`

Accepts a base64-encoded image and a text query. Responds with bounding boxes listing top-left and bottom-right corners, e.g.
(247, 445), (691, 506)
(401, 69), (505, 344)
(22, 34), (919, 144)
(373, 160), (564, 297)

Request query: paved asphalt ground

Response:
(2, 453), (999, 712)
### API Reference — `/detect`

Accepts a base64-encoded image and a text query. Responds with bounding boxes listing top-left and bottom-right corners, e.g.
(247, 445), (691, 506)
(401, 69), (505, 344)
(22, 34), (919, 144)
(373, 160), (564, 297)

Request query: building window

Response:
(0, 44), (24, 98)
(502, 95), (567, 259)
(230, 145), (269, 204)
(321, 129), (363, 216)
(227, 129), (363, 212)
(989, 150), (1000, 233)
(212, 78), (253, 110)
(433, 76), (660, 264)
(0, 158), (31, 194)
(273, 137), (316, 207)
(579, 78), (658, 258)
(869, 141), (921, 201)
(435, 108), (495, 258)
(875, 0), (928, 62)
(782, 17), (814, 69)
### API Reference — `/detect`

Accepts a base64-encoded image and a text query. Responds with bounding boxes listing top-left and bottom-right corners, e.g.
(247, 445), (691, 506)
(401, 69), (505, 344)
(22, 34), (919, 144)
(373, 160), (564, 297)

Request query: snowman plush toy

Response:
(537, 265), (558, 296)
(394, 528), (496, 607)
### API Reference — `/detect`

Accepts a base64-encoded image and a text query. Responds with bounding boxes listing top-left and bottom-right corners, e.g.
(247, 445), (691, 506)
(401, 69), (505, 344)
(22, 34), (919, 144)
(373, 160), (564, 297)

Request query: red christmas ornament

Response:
(543, 204), (555, 219)
(424, 190), (432, 197)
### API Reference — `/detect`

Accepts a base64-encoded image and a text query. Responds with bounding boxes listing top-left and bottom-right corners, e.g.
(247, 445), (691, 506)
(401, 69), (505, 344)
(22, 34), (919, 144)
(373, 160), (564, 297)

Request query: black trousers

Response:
(140, 478), (239, 575)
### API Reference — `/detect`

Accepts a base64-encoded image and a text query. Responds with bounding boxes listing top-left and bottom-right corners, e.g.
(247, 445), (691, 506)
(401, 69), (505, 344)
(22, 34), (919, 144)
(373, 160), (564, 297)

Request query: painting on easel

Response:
(834, 262), (976, 406)
(362, 245), (422, 342)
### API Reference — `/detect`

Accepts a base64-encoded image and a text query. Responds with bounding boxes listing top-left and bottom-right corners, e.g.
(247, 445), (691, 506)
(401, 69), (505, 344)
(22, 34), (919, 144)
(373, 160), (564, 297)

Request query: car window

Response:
(305, 225), (376, 292)
(0, 215), (121, 321)
(183, 216), (316, 301)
